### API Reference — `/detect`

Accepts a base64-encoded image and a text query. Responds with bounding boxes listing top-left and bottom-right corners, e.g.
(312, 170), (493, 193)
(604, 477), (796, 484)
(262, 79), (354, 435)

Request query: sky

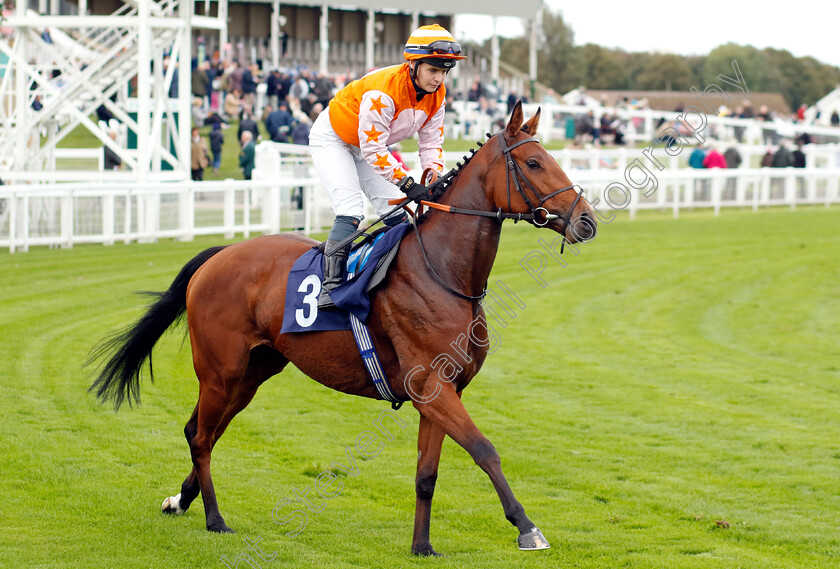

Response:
(454, 0), (840, 69)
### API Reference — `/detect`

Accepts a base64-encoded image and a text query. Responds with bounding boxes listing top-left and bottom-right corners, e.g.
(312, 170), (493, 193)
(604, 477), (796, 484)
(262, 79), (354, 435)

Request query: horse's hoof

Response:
(518, 527), (550, 550)
(161, 494), (185, 515)
(411, 545), (442, 557)
(207, 520), (235, 533)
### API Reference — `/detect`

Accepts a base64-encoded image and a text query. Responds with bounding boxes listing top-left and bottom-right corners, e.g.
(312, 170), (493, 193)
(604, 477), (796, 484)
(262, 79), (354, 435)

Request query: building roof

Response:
(580, 90), (791, 115)
(237, 0), (543, 18)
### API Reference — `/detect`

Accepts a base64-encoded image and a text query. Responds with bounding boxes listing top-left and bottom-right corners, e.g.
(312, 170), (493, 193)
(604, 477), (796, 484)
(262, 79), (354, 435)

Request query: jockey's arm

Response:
(417, 103), (445, 175)
(357, 91), (408, 183)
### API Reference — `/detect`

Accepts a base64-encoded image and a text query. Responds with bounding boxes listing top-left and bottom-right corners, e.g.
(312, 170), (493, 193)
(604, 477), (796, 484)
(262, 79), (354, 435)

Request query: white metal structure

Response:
(1, 0), (225, 182)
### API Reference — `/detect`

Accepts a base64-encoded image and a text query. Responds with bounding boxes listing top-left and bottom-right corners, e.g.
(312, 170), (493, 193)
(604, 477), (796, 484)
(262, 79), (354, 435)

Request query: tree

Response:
(497, 8), (583, 95)
(579, 43), (627, 90)
(634, 54), (695, 91)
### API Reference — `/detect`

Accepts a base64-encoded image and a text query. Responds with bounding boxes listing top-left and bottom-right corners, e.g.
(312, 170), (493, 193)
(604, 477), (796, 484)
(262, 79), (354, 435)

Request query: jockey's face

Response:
(412, 61), (449, 93)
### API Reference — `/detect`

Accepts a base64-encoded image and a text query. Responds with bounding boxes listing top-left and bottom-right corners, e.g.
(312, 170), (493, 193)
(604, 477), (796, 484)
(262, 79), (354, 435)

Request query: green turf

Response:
(1, 206), (839, 568)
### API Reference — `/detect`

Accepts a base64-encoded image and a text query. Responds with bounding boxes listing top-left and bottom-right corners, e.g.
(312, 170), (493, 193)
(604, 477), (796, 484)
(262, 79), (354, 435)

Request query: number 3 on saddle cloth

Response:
(281, 223), (411, 334)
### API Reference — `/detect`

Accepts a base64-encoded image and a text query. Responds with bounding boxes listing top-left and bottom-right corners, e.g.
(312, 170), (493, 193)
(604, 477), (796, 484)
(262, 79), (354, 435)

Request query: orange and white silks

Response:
(328, 63), (446, 184)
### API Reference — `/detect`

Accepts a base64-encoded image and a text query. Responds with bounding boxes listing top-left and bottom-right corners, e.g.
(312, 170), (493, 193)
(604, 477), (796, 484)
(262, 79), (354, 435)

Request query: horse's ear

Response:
(521, 107), (541, 136)
(505, 100), (524, 139)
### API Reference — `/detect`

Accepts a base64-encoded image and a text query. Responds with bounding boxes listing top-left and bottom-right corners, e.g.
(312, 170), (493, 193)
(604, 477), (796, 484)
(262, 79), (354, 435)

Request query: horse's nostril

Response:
(571, 213), (597, 241)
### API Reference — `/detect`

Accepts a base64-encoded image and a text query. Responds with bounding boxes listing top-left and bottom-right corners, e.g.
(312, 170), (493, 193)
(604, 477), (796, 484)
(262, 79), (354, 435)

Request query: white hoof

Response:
(161, 493), (185, 515)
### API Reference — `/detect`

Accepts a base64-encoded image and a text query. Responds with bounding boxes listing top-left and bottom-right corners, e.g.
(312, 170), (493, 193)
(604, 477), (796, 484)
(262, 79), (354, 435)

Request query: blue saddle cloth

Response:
(280, 223), (410, 334)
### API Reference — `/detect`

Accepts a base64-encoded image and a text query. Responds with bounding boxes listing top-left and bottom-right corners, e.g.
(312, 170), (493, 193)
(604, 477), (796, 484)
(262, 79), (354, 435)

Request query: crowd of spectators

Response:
(185, 57), (347, 180)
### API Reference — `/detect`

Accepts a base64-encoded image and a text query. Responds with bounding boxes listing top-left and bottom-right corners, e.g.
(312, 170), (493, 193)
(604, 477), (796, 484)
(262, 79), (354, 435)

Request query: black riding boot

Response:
(317, 240), (349, 310)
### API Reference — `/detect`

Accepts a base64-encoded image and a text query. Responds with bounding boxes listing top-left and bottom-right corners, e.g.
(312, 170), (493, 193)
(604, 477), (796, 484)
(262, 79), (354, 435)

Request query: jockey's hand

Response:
(397, 176), (430, 203)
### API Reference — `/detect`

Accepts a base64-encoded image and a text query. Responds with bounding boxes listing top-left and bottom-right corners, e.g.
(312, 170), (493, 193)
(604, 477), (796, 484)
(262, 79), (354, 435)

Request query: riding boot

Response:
(317, 240), (349, 310)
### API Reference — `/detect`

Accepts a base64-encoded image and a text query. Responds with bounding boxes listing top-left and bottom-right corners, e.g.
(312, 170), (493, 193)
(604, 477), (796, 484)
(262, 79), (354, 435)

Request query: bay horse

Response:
(89, 102), (597, 555)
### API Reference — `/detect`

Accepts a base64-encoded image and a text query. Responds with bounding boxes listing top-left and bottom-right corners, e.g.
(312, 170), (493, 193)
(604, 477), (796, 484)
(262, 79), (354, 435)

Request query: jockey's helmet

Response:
(403, 24), (467, 70)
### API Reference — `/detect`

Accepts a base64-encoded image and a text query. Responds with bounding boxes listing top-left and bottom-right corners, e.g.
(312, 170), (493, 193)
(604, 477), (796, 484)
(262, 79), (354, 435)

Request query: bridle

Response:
(412, 131), (586, 302)
(497, 132), (583, 231)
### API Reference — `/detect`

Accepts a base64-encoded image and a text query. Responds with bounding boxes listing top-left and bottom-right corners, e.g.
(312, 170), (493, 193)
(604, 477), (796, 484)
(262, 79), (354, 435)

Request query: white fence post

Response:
(224, 185), (235, 239)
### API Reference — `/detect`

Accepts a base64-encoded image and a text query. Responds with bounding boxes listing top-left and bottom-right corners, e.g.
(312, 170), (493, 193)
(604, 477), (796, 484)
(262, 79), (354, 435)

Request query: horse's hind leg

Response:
(163, 348), (289, 518)
(161, 405), (200, 515)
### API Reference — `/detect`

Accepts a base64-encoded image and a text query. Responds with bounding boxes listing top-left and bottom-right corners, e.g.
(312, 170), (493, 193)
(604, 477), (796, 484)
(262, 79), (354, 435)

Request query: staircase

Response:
(0, 0), (181, 172)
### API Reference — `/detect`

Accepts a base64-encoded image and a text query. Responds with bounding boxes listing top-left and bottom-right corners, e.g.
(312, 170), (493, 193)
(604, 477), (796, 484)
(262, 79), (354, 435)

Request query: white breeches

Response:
(309, 109), (404, 219)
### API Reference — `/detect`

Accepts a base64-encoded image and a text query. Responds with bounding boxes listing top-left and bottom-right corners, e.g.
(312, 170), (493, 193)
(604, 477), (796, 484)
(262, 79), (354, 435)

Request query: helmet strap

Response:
(408, 61), (429, 100)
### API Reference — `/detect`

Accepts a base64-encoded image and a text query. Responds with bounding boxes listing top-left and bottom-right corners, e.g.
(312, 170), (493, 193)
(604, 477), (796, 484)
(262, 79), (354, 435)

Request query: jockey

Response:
(309, 23), (466, 309)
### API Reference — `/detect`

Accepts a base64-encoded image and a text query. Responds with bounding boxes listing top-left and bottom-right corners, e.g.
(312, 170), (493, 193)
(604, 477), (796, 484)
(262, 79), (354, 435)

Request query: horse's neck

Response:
(417, 164), (501, 296)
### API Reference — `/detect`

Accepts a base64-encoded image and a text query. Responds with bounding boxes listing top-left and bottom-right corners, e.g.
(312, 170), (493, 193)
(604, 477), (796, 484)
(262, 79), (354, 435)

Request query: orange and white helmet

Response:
(404, 24), (467, 69)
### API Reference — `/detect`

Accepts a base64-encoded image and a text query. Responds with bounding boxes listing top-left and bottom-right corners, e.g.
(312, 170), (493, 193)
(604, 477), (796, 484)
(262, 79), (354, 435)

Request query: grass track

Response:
(1, 206), (839, 568)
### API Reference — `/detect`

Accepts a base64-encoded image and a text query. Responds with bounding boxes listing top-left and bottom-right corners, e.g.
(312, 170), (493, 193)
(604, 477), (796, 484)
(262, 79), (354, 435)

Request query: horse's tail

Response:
(87, 246), (227, 409)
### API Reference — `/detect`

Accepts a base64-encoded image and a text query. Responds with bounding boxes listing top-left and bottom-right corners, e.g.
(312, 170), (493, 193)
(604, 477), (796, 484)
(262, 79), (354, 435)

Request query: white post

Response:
(271, 1), (281, 69)
(528, 10), (540, 101)
(219, 0), (229, 60)
(14, 0), (28, 172)
(490, 17), (499, 86)
(319, 4), (329, 75)
(179, 0), (193, 182)
(137, 0), (151, 183)
(365, 9), (375, 72)
(411, 11), (419, 32)
(78, 0), (86, 15)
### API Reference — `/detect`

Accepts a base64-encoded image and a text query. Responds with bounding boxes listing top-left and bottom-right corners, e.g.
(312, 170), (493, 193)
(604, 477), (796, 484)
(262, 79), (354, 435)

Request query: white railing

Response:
(448, 101), (840, 146)
(572, 166), (840, 219)
(0, 177), (325, 253)
(2, 144), (839, 253)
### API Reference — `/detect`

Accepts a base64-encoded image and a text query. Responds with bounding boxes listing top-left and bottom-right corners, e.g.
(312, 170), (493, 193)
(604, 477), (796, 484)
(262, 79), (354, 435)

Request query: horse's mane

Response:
(417, 133), (494, 225)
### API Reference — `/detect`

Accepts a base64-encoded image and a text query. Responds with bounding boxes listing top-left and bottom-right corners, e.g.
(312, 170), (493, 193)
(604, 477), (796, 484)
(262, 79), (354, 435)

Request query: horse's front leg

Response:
(411, 414), (446, 556)
(412, 385), (550, 550)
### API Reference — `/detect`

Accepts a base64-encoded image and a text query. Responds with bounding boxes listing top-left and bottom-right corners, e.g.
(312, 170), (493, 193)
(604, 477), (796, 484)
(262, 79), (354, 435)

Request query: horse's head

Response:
(484, 101), (597, 243)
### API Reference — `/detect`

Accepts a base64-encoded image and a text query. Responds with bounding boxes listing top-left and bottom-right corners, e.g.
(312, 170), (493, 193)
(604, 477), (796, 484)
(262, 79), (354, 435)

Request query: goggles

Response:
(422, 41), (462, 56)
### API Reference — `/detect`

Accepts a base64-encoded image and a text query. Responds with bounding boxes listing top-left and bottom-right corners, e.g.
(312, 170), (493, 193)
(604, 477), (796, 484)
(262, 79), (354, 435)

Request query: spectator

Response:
(688, 144), (706, 168)
(239, 131), (256, 180)
(229, 60), (244, 95)
(31, 95), (43, 111)
(224, 88), (242, 120)
(238, 112), (260, 143)
(191, 97), (207, 126)
(167, 59), (179, 98)
(103, 130), (122, 171)
(96, 104), (114, 123)
(209, 122), (224, 175)
(265, 101), (294, 143)
(724, 146), (742, 169)
(291, 118), (311, 146)
(203, 110), (228, 130)
(289, 73), (310, 106)
(468, 78), (482, 102)
(760, 147), (775, 168)
(277, 70), (292, 103)
(831, 110), (840, 127)
(241, 64), (257, 112)
(266, 68), (280, 108)
(191, 61), (210, 109)
(702, 145), (727, 169)
(772, 140), (793, 168)
(792, 143), (806, 168)
(190, 126), (210, 181)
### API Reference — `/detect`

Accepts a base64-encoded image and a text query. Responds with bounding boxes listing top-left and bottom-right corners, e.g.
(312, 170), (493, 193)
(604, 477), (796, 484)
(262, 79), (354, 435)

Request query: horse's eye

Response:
(526, 159), (539, 169)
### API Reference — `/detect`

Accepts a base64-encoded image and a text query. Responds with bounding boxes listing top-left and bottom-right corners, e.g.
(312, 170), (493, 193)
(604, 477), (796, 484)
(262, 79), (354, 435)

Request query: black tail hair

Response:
(87, 246), (227, 409)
